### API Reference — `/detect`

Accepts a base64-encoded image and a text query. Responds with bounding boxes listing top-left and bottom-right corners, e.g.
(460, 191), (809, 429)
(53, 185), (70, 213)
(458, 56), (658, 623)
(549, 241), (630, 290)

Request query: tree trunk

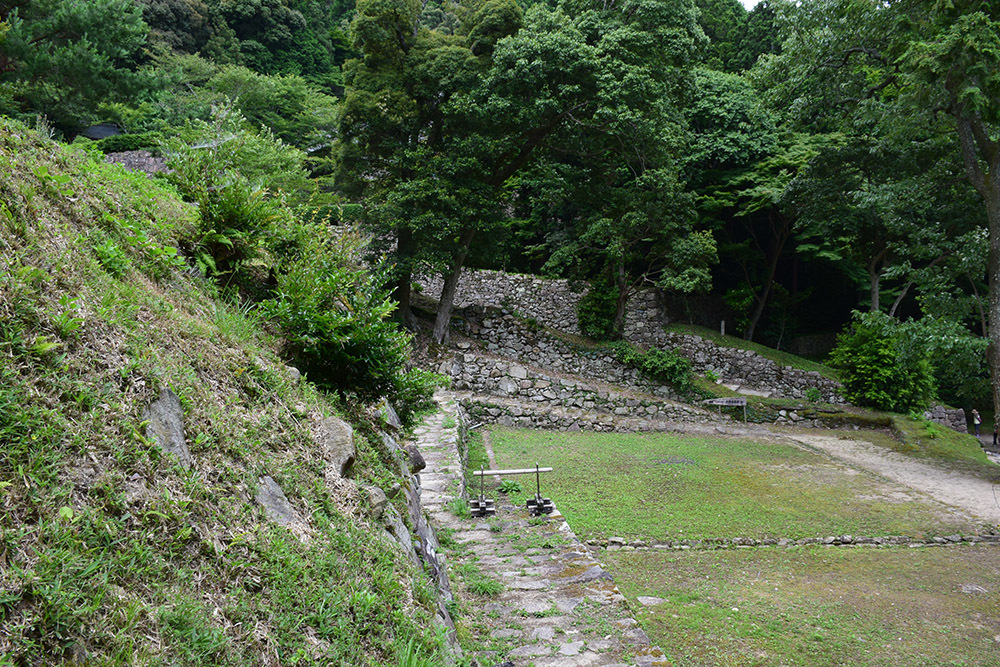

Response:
(394, 271), (419, 330)
(968, 274), (988, 338)
(744, 211), (788, 342)
(393, 228), (419, 330)
(887, 282), (909, 318)
(888, 253), (947, 318)
(432, 228), (476, 344)
(985, 193), (1000, 424)
(613, 264), (629, 340)
(951, 110), (1000, 423)
(866, 247), (887, 313)
(868, 262), (881, 313)
(744, 278), (772, 342)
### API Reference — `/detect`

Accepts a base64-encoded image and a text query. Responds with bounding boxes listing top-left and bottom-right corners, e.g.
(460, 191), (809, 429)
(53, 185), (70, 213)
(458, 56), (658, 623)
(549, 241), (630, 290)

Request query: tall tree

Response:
(335, 0), (508, 330)
(756, 0), (1000, 412)
(0, 0), (158, 133)
(694, 0), (747, 72)
(338, 0), (706, 344)
(787, 130), (983, 316)
(426, 0), (706, 343)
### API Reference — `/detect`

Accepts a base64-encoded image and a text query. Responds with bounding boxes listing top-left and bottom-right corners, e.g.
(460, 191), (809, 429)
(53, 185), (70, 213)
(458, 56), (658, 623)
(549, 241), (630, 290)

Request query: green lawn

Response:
(485, 426), (1000, 667)
(607, 546), (1000, 667)
(488, 428), (982, 542)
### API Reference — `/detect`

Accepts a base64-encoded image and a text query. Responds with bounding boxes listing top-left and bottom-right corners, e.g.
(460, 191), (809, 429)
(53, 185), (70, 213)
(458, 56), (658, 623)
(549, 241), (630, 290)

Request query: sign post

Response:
(701, 396), (747, 422)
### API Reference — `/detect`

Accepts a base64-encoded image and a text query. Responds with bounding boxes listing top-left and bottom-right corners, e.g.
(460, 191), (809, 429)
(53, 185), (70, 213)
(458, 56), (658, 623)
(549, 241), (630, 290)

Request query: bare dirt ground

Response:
(785, 432), (1000, 526)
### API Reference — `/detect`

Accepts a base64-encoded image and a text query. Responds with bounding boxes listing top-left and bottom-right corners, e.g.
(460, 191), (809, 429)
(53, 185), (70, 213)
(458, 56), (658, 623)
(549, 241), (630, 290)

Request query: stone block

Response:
(144, 388), (192, 468)
(313, 417), (356, 477)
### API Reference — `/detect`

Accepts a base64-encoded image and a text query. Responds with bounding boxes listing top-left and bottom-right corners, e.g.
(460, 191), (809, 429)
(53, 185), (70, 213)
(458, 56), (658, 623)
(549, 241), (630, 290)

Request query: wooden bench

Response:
(470, 464), (554, 517)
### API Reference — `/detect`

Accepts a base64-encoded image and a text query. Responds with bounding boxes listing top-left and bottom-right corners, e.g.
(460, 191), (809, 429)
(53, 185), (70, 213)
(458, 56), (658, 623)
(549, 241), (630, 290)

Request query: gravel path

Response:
(788, 433), (1000, 525)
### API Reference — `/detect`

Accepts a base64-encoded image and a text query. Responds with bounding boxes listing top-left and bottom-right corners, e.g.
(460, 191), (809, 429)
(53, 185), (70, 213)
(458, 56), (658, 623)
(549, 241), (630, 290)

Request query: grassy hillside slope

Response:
(0, 122), (445, 665)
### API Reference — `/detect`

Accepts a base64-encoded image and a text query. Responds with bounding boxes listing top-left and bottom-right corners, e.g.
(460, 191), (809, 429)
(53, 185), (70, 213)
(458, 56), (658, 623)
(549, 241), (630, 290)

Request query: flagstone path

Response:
(412, 391), (669, 667)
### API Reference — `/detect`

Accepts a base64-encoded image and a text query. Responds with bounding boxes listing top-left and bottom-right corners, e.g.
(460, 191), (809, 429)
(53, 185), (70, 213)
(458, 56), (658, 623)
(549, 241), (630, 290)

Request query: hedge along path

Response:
(789, 433), (1000, 526)
(414, 391), (670, 667)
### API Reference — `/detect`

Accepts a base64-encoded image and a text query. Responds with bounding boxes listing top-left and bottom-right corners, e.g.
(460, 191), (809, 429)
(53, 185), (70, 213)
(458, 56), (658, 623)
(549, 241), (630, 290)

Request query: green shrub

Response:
(162, 106), (305, 280)
(92, 131), (164, 154)
(577, 278), (618, 340)
(263, 225), (438, 407)
(805, 387), (822, 403)
(829, 311), (935, 413)
(609, 341), (694, 395)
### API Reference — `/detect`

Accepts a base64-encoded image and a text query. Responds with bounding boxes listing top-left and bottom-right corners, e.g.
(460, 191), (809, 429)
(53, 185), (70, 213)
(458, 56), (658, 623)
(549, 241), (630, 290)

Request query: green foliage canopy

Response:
(0, 0), (159, 133)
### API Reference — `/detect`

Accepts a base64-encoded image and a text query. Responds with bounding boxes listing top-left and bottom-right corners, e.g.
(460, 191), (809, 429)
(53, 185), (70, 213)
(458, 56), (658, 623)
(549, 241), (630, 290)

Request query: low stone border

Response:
(588, 533), (1000, 551)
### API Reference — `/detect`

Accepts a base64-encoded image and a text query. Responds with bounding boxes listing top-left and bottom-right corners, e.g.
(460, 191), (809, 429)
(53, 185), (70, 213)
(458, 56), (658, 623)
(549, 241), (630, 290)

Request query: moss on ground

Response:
(608, 546), (1000, 667)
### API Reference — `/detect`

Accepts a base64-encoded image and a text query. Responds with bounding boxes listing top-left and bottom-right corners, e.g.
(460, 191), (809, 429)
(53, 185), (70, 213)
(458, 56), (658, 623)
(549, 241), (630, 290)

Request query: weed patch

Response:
(0, 121), (448, 665)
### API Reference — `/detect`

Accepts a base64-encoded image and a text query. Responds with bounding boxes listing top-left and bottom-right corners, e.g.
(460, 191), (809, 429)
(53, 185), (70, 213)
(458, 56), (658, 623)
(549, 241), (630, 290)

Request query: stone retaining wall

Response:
(419, 269), (844, 402)
(460, 396), (711, 432)
(445, 352), (693, 421)
(922, 405), (968, 433)
(453, 308), (680, 400)
(105, 150), (168, 175)
(419, 271), (584, 334)
(660, 332), (844, 403)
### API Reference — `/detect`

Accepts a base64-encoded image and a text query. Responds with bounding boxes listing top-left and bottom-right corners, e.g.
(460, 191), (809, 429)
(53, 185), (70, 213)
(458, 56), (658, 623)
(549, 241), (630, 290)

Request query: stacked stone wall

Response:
(659, 332), (844, 403)
(922, 405), (967, 433)
(105, 150), (168, 175)
(453, 309), (680, 400)
(460, 396), (710, 432)
(421, 269), (845, 402)
(445, 352), (692, 422)
(419, 271), (583, 334)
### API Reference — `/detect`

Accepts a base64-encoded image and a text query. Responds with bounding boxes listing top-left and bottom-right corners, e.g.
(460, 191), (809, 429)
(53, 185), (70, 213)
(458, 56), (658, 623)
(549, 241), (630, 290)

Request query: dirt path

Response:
(787, 432), (1000, 525)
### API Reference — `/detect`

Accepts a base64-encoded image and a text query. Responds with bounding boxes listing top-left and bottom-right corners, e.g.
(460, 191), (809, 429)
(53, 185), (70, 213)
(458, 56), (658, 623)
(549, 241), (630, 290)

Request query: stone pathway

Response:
(412, 391), (669, 667)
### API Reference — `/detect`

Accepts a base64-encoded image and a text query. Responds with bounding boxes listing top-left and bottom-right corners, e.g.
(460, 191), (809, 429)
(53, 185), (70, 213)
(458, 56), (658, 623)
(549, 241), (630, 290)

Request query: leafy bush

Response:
(164, 106), (308, 195)
(91, 131), (164, 153)
(162, 107), (302, 278)
(577, 277), (618, 340)
(263, 224), (438, 407)
(805, 387), (822, 403)
(829, 311), (935, 413)
(608, 341), (694, 395)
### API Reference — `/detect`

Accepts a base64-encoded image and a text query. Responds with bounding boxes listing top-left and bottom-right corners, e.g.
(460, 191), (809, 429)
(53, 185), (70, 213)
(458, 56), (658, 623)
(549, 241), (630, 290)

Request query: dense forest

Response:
(2, 0), (998, 414)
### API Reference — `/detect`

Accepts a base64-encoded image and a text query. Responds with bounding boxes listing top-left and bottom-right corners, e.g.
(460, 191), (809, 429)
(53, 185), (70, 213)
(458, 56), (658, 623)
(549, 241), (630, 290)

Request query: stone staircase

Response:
(411, 392), (670, 667)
